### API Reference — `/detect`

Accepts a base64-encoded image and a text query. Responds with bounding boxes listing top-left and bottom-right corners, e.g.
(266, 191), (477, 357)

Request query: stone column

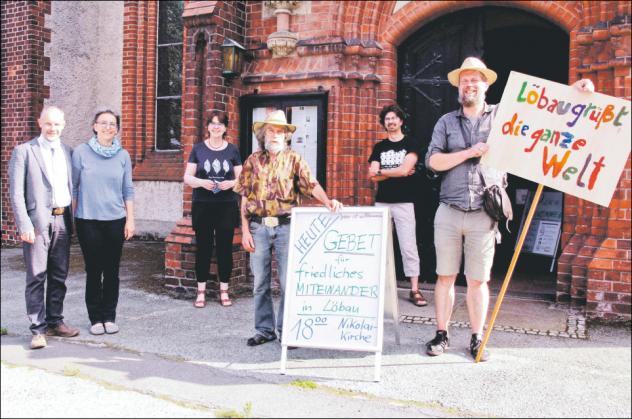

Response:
(265, 0), (299, 57)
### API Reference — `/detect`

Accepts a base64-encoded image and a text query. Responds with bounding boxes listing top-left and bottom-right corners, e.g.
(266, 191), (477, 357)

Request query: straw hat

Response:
(253, 110), (296, 133)
(447, 57), (497, 87)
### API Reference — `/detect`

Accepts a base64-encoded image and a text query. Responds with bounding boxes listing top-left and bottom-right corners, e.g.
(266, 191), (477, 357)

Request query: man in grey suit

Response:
(9, 105), (80, 349)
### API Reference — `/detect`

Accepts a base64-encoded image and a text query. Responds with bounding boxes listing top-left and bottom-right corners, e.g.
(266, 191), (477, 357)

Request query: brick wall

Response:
(160, 0), (632, 316)
(164, 1), (249, 295)
(243, 1), (385, 206)
(126, 1), (631, 319)
(557, 1), (631, 320)
(6, 1), (626, 318)
(237, 1), (631, 319)
(1, 1), (51, 245)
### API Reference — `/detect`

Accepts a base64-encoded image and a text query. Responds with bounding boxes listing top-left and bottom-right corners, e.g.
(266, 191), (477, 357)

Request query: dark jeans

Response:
(192, 202), (237, 284)
(76, 217), (125, 325)
(23, 212), (71, 335)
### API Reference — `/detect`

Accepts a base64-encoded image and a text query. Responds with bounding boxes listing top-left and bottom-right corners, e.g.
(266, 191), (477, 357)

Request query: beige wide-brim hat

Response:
(253, 110), (296, 133)
(447, 57), (497, 87)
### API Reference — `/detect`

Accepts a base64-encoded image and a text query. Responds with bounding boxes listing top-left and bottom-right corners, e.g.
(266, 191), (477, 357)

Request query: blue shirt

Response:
(425, 103), (505, 210)
(72, 143), (134, 220)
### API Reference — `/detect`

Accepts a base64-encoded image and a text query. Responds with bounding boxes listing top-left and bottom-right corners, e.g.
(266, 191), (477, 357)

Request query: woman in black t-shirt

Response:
(184, 112), (242, 308)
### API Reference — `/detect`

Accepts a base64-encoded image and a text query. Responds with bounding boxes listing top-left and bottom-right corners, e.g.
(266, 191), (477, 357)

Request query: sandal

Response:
(247, 333), (276, 346)
(220, 289), (232, 307)
(409, 290), (428, 307)
(194, 290), (206, 308)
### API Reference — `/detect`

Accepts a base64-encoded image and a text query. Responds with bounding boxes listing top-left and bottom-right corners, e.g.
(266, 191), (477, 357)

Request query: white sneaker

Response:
(30, 334), (47, 349)
(90, 323), (105, 335)
(104, 322), (119, 334)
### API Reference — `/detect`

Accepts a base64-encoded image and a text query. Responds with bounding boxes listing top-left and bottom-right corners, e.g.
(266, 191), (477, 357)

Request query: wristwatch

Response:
(377, 169), (382, 176)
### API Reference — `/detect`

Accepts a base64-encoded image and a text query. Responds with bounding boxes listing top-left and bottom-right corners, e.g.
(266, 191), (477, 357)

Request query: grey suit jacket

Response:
(9, 137), (74, 236)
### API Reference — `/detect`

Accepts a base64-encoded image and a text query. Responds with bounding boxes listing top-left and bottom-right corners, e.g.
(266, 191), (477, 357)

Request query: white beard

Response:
(265, 140), (286, 154)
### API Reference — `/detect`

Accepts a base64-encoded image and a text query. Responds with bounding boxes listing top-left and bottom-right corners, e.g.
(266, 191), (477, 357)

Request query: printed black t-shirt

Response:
(368, 136), (421, 203)
(188, 141), (242, 203)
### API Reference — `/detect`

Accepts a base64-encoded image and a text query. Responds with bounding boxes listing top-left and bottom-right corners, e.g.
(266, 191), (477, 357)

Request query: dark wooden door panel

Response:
(396, 7), (568, 283)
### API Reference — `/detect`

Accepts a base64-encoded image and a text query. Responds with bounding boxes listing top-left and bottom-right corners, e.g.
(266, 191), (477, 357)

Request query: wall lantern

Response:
(221, 38), (246, 78)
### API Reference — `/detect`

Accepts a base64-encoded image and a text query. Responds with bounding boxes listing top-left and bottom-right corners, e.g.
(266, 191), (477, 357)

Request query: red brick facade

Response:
(1, 1), (630, 319)
(163, 1), (250, 293)
(121, 1), (185, 181)
(1, 1), (51, 244)
(553, 1), (631, 319)
(165, 1), (631, 319)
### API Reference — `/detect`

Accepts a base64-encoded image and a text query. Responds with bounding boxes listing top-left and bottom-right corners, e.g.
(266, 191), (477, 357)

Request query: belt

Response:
(446, 203), (482, 213)
(52, 207), (68, 215)
(249, 215), (291, 227)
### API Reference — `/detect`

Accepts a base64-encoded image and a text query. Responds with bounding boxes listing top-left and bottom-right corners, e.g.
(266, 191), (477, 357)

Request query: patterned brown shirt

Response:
(234, 149), (318, 217)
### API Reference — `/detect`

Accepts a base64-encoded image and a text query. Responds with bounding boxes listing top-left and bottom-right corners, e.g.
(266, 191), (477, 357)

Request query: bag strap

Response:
(461, 109), (510, 234)
(459, 115), (508, 189)
(458, 115), (482, 168)
(458, 116), (472, 148)
(460, 117), (488, 188)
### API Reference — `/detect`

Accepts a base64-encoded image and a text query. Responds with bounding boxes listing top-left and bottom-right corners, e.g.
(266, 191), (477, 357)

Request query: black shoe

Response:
(425, 330), (449, 356)
(469, 334), (490, 362)
(247, 333), (276, 346)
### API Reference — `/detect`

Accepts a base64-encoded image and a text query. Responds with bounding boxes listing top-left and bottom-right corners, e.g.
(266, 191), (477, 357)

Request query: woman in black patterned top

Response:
(184, 111), (242, 308)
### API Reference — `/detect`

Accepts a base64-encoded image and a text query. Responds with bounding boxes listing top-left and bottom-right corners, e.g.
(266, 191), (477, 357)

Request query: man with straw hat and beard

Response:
(424, 57), (594, 361)
(234, 109), (342, 348)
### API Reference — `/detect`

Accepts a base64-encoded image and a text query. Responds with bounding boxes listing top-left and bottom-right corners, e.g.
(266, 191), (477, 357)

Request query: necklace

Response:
(206, 139), (224, 150)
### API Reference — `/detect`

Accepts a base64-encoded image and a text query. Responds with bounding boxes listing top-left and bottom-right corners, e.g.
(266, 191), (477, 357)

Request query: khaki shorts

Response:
(434, 203), (496, 282)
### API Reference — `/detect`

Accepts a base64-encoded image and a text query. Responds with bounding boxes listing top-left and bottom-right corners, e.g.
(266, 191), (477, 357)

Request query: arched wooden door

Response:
(397, 6), (569, 288)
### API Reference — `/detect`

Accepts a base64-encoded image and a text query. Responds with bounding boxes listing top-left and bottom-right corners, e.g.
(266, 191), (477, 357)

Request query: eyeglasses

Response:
(96, 122), (117, 128)
(459, 77), (484, 85)
(209, 123), (225, 127)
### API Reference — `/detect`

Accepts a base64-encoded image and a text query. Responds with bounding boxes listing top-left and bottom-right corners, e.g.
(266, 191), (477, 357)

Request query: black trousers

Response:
(76, 217), (125, 325)
(192, 201), (238, 284)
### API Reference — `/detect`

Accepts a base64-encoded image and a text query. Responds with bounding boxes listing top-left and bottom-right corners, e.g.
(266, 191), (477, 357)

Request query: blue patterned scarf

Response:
(89, 136), (122, 158)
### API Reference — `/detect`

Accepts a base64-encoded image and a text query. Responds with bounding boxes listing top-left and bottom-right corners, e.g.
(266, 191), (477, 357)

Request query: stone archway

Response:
(394, 6), (570, 293)
(375, 1), (581, 107)
(370, 2), (631, 319)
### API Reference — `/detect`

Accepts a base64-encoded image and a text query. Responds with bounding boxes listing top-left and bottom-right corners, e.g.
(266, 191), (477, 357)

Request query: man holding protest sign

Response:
(424, 57), (594, 361)
(235, 110), (342, 348)
(368, 103), (427, 307)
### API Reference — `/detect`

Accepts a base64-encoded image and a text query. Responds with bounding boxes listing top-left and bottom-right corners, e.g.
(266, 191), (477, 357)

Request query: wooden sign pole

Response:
(475, 183), (544, 363)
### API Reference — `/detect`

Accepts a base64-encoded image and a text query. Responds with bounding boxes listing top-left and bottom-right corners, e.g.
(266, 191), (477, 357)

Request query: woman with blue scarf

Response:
(72, 110), (134, 336)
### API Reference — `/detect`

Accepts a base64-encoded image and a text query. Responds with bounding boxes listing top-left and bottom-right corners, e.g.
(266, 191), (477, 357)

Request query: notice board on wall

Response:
(517, 191), (563, 257)
(280, 207), (400, 380)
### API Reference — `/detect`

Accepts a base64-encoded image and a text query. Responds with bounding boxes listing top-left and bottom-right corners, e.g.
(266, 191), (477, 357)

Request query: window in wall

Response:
(155, 0), (184, 151)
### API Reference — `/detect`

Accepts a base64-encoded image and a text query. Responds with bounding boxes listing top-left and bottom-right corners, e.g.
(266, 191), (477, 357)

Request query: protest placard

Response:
(476, 72), (630, 362)
(482, 71), (631, 207)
